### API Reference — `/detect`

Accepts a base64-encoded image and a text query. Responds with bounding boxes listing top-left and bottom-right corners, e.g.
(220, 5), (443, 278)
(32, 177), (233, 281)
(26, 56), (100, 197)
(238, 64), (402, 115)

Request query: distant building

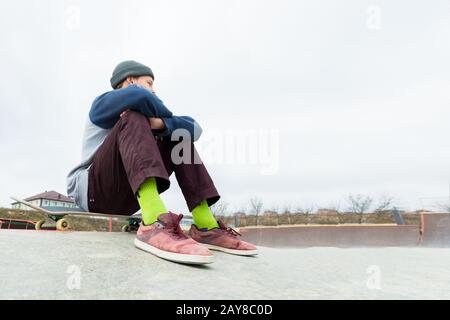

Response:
(317, 209), (339, 216)
(11, 190), (82, 212)
(262, 210), (279, 216)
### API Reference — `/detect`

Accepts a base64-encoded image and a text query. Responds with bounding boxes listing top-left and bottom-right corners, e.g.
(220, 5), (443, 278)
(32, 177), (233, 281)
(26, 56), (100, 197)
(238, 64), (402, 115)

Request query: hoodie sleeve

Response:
(159, 116), (203, 142)
(89, 85), (173, 129)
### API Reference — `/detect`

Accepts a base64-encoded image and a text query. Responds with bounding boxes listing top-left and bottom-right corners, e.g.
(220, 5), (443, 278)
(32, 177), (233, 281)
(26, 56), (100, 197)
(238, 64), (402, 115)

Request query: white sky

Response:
(1, 0), (450, 213)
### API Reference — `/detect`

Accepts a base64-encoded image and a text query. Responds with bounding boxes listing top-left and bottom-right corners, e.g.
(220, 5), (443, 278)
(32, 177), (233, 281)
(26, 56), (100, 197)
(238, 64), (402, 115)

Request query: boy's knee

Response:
(120, 110), (149, 127)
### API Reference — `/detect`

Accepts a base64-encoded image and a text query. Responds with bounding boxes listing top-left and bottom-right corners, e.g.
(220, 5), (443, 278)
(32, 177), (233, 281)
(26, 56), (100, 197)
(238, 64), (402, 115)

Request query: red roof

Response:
(24, 190), (74, 203)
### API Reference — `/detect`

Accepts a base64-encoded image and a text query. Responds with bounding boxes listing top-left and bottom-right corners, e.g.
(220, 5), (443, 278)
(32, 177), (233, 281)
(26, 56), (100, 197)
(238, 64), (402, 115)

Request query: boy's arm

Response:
(89, 84), (173, 129)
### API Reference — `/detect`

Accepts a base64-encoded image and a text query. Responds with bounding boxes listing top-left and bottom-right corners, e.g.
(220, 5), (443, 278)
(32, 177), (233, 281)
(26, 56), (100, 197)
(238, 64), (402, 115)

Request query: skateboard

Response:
(10, 196), (141, 232)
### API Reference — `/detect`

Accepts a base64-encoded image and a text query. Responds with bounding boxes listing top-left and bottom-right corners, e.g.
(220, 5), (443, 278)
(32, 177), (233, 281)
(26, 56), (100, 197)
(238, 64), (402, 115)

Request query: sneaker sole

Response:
(134, 238), (214, 265)
(202, 244), (258, 256)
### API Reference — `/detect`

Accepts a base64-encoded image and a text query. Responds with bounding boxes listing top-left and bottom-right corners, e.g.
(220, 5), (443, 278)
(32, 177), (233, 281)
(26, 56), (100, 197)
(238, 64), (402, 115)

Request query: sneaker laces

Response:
(218, 220), (241, 237)
(224, 227), (241, 237)
(159, 212), (187, 240)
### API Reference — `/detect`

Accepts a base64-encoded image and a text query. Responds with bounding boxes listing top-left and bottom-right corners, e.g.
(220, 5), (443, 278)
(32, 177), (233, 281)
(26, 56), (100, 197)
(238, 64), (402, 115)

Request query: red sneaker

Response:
(188, 219), (258, 256)
(135, 212), (214, 264)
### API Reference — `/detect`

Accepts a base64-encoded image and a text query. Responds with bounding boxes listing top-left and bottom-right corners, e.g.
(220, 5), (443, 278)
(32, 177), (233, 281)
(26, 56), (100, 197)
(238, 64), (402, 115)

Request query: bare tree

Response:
(281, 201), (293, 224)
(211, 200), (229, 216)
(317, 201), (343, 223)
(268, 205), (280, 214)
(249, 197), (263, 226)
(296, 204), (316, 214)
(228, 209), (246, 228)
(282, 201), (293, 214)
(234, 212), (239, 227)
(238, 204), (248, 215)
(324, 201), (341, 213)
(347, 194), (373, 224)
(296, 203), (316, 225)
(374, 195), (394, 213)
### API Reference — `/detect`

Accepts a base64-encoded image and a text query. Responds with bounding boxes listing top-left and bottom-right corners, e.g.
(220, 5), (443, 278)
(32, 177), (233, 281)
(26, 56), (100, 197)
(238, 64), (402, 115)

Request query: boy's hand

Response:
(120, 109), (131, 117)
(119, 109), (164, 130)
(149, 117), (165, 130)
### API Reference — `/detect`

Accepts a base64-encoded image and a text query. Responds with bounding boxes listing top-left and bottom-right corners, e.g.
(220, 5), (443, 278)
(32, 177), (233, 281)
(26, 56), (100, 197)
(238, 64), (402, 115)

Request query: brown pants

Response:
(87, 111), (220, 215)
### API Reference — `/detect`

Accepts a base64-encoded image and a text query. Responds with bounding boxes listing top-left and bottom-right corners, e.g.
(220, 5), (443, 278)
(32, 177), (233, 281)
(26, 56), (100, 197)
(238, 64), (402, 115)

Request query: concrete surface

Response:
(1, 230), (450, 300)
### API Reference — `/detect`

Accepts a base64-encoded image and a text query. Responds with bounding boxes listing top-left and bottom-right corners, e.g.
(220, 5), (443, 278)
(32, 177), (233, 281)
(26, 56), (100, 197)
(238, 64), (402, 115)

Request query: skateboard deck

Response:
(10, 196), (141, 232)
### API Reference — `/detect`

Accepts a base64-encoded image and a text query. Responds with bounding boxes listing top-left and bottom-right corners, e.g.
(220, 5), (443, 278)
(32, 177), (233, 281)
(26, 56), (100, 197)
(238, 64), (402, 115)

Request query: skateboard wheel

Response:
(121, 225), (131, 232)
(56, 219), (70, 231)
(35, 220), (45, 230)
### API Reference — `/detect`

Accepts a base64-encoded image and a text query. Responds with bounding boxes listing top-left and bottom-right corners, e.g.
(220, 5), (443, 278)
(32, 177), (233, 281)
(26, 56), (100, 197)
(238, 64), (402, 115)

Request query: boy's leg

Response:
(88, 111), (214, 264)
(157, 137), (257, 255)
(157, 138), (220, 228)
(87, 111), (170, 215)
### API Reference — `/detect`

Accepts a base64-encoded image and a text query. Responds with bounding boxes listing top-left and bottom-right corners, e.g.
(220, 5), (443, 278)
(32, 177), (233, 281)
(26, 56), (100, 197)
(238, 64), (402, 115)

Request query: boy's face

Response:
(125, 75), (155, 93)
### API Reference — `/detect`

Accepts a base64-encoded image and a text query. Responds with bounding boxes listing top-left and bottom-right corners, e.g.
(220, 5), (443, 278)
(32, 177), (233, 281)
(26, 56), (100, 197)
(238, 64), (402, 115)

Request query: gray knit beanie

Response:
(110, 60), (154, 89)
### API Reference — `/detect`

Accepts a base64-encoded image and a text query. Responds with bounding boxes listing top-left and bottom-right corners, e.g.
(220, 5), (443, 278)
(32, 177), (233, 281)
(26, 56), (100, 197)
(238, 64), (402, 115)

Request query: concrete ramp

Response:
(239, 224), (420, 247)
(1, 230), (450, 299)
(420, 213), (450, 247)
(239, 213), (450, 248)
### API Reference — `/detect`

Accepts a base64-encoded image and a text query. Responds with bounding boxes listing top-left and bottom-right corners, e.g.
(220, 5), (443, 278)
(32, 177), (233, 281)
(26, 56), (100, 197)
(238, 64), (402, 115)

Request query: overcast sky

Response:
(1, 0), (450, 213)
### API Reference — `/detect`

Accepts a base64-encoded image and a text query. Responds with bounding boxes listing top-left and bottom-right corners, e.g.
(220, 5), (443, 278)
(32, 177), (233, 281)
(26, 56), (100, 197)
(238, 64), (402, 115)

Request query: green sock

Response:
(192, 199), (219, 230)
(137, 177), (168, 225)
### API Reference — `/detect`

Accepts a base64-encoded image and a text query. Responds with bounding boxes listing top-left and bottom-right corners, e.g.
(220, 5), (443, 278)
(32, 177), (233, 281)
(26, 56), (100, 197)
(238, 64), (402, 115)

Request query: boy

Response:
(67, 60), (257, 264)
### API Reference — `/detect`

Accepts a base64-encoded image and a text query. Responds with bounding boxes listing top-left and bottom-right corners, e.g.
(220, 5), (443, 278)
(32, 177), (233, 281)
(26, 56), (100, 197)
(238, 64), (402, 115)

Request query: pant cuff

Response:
(131, 168), (171, 196)
(186, 187), (221, 212)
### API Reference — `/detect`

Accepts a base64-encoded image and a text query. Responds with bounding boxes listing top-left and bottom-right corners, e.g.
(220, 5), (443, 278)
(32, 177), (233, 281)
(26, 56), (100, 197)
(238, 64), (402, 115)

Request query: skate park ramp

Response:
(1, 229), (450, 299)
(238, 213), (450, 248)
(0, 212), (449, 299)
(419, 213), (450, 246)
(239, 224), (420, 247)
